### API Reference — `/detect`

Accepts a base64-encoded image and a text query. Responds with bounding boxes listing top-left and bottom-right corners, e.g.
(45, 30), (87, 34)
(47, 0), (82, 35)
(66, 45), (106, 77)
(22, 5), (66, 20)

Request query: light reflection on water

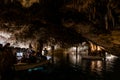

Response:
(68, 52), (118, 76)
(90, 60), (102, 72)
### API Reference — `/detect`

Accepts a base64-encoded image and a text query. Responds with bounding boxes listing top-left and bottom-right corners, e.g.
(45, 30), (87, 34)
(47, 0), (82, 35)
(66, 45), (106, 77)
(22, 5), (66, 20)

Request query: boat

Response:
(14, 60), (50, 71)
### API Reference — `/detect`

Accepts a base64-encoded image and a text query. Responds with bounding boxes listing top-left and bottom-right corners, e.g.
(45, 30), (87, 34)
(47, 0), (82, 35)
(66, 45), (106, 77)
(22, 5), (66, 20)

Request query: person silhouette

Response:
(0, 43), (15, 80)
(43, 48), (48, 56)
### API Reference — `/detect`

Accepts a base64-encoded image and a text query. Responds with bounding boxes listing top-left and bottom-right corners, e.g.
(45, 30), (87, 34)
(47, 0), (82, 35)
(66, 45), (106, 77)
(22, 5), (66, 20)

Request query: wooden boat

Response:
(14, 60), (50, 71)
(81, 56), (104, 60)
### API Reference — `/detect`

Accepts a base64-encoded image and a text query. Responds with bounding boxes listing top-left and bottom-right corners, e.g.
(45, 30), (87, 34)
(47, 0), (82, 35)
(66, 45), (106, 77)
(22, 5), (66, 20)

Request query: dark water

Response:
(68, 53), (120, 80)
(13, 53), (120, 80)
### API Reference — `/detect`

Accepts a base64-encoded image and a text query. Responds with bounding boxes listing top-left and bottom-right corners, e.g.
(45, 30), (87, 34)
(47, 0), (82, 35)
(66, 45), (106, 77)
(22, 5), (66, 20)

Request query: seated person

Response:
(29, 53), (37, 63)
(21, 55), (27, 63)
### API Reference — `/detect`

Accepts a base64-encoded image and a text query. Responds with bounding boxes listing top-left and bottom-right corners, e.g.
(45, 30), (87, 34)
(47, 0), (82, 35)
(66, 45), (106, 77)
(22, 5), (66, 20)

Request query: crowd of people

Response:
(0, 43), (49, 80)
(0, 43), (17, 80)
(19, 47), (48, 63)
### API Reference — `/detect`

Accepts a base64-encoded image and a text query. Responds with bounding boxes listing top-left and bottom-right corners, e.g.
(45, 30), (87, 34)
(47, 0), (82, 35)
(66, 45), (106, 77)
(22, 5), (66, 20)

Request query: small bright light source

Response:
(16, 52), (23, 57)
(47, 46), (51, 51)
(72, 47), (76, 51)
(97, 46), (101, 51)
(46, 56), (52, 60)
(106, 54), (117, 61)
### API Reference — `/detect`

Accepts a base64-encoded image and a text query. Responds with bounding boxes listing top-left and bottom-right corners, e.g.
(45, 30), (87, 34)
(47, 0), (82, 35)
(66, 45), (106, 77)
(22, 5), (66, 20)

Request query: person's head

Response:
(44, 48), (47, 50)
(0, 44), (3, 48)
(0, 44), (3, 51)
(29, 43), (32, 49)
(4, 43), (10, 47)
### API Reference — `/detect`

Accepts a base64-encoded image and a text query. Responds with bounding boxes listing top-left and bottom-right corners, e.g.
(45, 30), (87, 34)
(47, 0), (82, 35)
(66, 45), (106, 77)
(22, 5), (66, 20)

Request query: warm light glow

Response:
(89, 41), (104, 52)
(97, 61), (102, 68)
(91, 61), (102, 72)
(43, 46), (51, 51)
(91, 61), (95, 70)
(68, 47), (76, 53)
(90, 41), (96, 51)
(20, 0), (39, 7)
(47, 46), (51, 51)
(97, 46), (101, 51)
(71, 52), (75, 55)
(69, 54), (77, 64)
(72, 47), (77, 51)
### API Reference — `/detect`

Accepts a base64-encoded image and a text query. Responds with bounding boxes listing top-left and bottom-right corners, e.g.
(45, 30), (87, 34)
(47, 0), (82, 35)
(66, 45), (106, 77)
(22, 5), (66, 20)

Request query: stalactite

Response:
(105, 14), (108, 30)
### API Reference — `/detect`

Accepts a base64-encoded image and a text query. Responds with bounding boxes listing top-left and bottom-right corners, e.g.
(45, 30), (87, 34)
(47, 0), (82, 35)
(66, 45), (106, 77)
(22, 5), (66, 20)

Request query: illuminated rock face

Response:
(19, 0), (39, 7)
(63, 20), (120, 56)
(81, 30), (120, 56)
(0, 31), (30, 48)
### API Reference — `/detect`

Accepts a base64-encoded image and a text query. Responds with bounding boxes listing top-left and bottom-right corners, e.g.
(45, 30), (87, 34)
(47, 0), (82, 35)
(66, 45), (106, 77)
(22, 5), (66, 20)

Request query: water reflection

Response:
(14, 50), (119, 80)
(68, 52), (118, 76)
(91, 61), (102, 72)
(106, 53), (118, 72)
